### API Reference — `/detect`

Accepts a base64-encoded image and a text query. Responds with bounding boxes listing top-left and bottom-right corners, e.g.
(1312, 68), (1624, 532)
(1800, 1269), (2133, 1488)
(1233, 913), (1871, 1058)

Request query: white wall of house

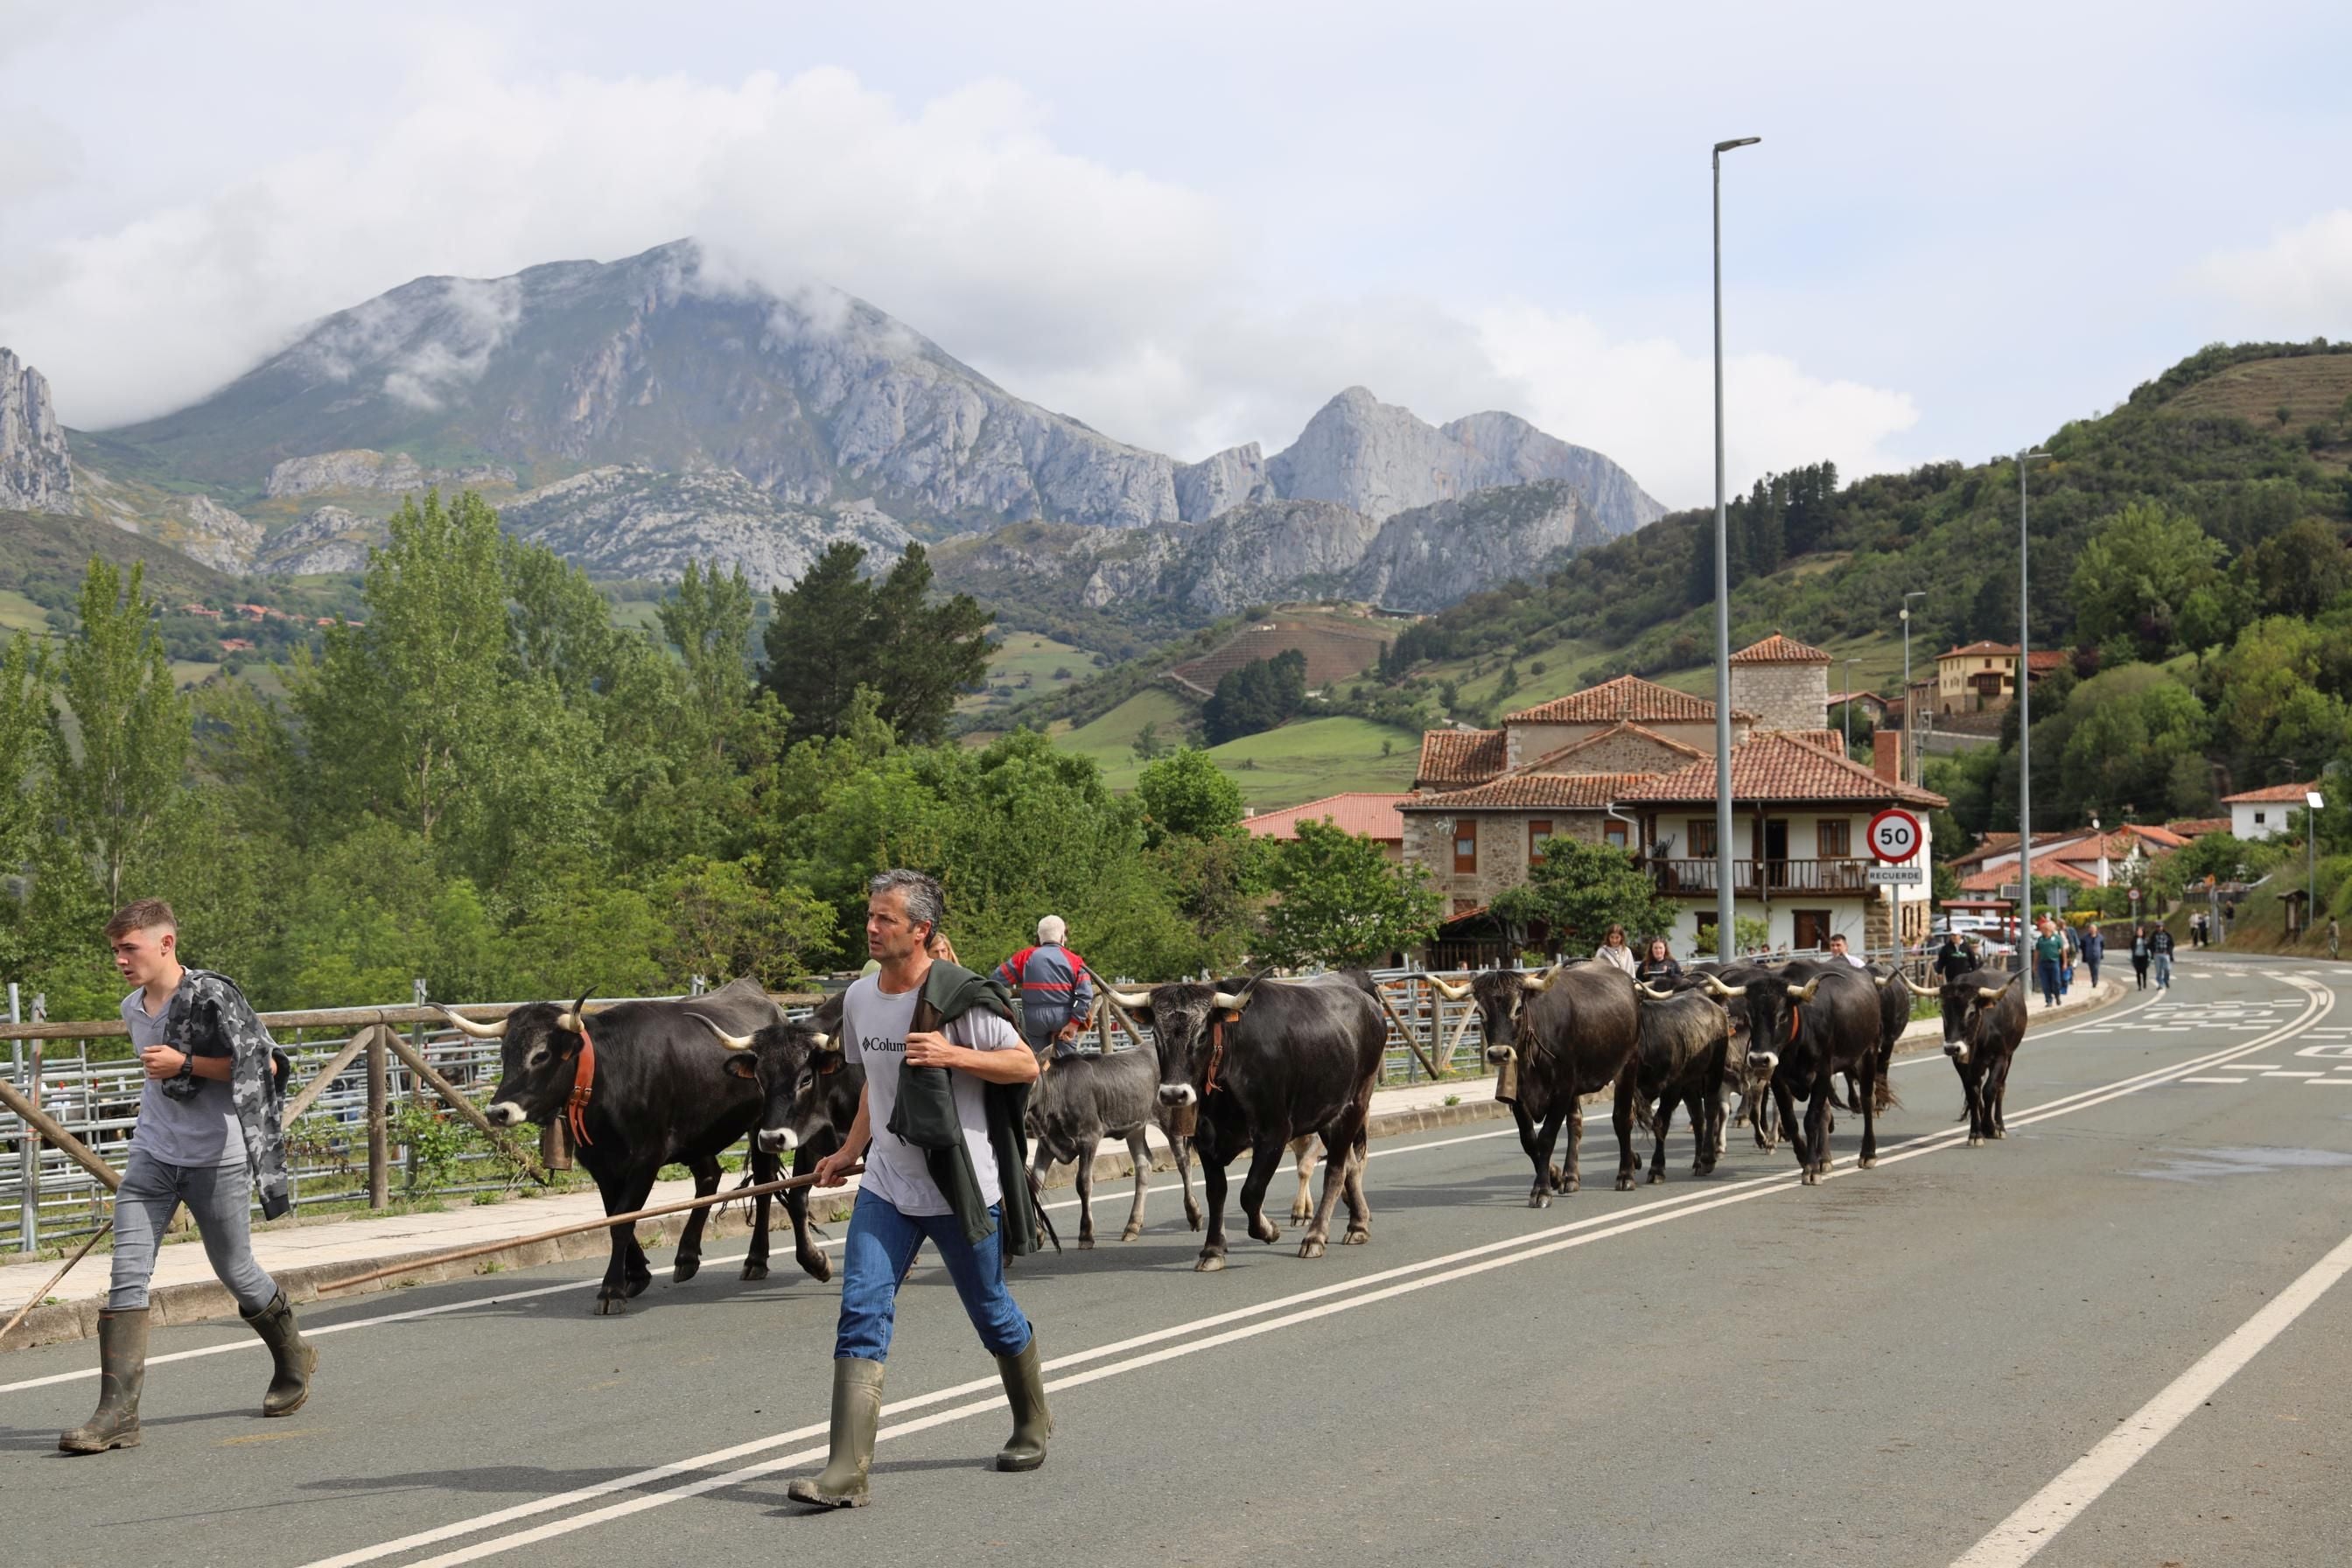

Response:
(2230, 801), (2292, 842)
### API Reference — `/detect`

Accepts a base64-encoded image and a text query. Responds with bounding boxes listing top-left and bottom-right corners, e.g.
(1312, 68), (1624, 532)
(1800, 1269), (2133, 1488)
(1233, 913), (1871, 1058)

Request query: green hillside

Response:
(0, 507), (234, 608)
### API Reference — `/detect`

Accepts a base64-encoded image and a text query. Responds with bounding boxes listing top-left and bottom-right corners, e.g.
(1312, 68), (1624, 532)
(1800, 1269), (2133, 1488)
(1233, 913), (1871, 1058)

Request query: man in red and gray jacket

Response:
(993, 916), (1096, 1059)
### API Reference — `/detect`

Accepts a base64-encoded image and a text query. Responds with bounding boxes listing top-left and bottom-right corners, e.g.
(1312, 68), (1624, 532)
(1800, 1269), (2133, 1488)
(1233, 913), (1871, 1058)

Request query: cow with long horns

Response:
(1107, 972), (1385, 1271)
(1900, 967), (2028, 1144)
(438, 976), (785, 1312)
(1628, 982), (1742, 1181)
(1433, 961), (1642, 1205)
(1736, 960), (1893, 1184)
(685, 993), (859, 1286)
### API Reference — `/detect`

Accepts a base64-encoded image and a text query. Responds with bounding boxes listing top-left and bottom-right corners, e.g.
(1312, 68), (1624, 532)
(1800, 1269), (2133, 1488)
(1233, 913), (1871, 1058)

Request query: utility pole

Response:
(1711, 134), (1760, 963)
(2017, 449), (2050, 953)
(1901, 591), (1926, 786)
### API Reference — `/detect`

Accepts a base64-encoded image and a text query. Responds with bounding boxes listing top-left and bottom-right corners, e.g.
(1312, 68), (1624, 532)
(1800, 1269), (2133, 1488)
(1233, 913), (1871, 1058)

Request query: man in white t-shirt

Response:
(1827, 933), (1868, 969)
(790, 869), (1048, 1509)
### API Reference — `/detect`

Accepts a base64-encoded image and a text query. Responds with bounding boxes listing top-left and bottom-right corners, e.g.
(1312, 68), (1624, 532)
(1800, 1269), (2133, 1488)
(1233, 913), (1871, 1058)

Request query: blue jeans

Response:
(834, 1187), (1031, 1362)
(2154, 954), (2173, 987)
(2036, 958), (2062, 1005)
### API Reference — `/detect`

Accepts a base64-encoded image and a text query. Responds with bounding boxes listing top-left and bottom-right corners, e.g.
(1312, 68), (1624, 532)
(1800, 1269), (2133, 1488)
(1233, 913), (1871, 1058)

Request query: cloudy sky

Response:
(4, 0), (2348, 508)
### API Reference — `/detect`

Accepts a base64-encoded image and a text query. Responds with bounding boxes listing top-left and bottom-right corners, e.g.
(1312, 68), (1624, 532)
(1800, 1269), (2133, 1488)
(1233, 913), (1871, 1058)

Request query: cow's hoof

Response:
(1647, 1169), (1664, 1186)
(1858, 1157), (1876, 1170)
(1250, 1219), (1280, 1246)
(1968, 1135), (1983, 1147)
(797, 1251), (832, 1283)
(1801, 1169), (1818, 1186)
(1195, 1254), (1227, 1273)
(1184, 1207), (1203, 1232)
(672, 1255), (700, 1284)
(740, 1260), (770, 1282)
(593, 1294), (629, 1315)
(1990, 1129), (2006, 1140)
(1615, 1175), (1636, 1192)
(1298, 1238), (1326, 1260)
(1564, 1176), (1581, 1194)
(1527, 1191), (1550, 1209)
(1546, 1164), (1567, 1192)
(1290, 1203), (1313, 1223)
(1120, 1225), (1143, 1243)
(1342, 1226), (1369, 1245)
(1078, 1236), (1096, 1251)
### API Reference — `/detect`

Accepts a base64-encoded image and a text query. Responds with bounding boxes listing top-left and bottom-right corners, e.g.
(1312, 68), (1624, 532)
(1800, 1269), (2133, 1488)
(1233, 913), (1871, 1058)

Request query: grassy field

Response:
(958, 631), (1097, 717)
(1040, 685), (1417, 807)
(0, 587), (53, 637)
(1051, 688), (1197, 770)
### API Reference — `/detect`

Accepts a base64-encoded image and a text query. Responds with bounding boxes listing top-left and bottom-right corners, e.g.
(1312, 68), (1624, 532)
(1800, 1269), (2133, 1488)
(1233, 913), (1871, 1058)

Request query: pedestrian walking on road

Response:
(793, 870), (1051, 1509)
(1936, 932), (1975, 984)
(2150, 925), (2176, 989)
(991, 915), (1097, 1059)
(2131, 925), (2152, 990)
(60, 900), (312, 1455)
(1594, 924), (1637, 976)
(2079, 924), (2104, 989)
(1634, 937), (1681, 987)
(2330, 915), (2341, 961)
(2034, 918), (2067, 1008)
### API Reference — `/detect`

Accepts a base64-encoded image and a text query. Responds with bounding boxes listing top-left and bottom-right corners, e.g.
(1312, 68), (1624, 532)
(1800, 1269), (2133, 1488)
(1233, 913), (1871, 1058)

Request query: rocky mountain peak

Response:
(1, 348), (76, 514)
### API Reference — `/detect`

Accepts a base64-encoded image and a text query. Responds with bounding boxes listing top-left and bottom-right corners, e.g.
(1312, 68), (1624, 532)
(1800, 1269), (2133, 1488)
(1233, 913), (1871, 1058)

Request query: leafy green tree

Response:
(1136, 746), (1245, 843)
(2070, 503), (2224, 662)
(1491, 839), (1681, 955)
(1256, 818), (1441, 969)
(2054, 666), (2210, 822)
(49, 560), (191, 905)
(2247, 517), (2352, 620)
(760, 542), (993, 746)
(649, 855), (836, 988)
(0, 634), (50, 892)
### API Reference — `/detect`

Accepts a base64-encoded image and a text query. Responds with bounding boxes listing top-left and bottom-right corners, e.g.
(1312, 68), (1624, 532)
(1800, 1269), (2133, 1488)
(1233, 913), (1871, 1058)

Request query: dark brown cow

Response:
(1903, 967), (2029, 1144)
(1628, 984), (1739, 1181)
(1433, 962), (1641, 1206)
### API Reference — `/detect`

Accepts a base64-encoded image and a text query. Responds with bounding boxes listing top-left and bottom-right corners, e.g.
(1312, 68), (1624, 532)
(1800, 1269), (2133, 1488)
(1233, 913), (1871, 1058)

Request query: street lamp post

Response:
(1900, 591), (1926, 786)
(1840, 657), (1862, 752)
(2017, 449), (2050, 956)
(2309, 790), (2327, 937)
(1711, 134), (1760, 964)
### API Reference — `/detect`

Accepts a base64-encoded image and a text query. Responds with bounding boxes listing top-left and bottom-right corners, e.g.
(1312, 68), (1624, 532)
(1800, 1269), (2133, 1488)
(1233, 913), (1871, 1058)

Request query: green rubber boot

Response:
(993, 1336), (1053, 1473)
(243, 1290), (316, 1417)
(787, 1357), (885, 1508)
(59, 1308), (148, 1453)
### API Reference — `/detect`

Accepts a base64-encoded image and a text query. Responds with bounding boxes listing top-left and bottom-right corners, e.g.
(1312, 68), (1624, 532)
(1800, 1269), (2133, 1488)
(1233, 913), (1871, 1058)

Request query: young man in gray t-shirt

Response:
(788, 869), (1048, 1509)
(59, 900), (315, 1455)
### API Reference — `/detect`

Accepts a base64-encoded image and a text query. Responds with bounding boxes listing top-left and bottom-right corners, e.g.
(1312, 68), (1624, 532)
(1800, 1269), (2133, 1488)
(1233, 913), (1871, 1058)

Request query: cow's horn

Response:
(1520, 965), (1557, 994)
(436, 1005), (508, 1040)
(1902, 974), (1940, 998)
(1978, 984), (2007, 1002)
(1637, 983), (1676, 1000)
(1784, 976), (1823, 1002)
(808, 1032), (830, 1051)
(1211, 990), (1250, 1012)
(556, 996), (601, 1033)
(1108, 988), (1153, 1010)
(1700, 975), (1747, 999)
(1427, 974), (1472, 1001)
(686, 1012), (757, 1052)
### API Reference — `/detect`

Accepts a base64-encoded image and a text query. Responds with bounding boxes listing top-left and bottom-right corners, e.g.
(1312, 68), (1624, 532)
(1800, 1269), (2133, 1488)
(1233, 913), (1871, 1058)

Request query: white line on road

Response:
(1951, 1224), (2352, 1568)
(2180, 1077), (2249, 1085)
(301, 977), (2331, 1568)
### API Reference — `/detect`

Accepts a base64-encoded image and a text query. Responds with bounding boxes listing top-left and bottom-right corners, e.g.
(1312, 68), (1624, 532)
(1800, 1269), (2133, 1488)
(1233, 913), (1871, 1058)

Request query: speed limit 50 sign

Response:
(1866, 807), (1922, 864)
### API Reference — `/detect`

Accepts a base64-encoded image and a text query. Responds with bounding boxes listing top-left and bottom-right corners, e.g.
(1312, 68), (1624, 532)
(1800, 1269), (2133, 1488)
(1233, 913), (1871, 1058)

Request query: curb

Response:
(3, 980), (2125, 1354)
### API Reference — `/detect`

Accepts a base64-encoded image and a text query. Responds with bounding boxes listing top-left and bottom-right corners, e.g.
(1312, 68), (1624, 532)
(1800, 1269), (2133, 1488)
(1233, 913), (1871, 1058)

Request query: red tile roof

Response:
(2220, 780), (2320, 805)
(1620, 731), (1949, 808)
(1961, 858), (2100, 892)
(1730, 632), (1831, 664)
(1514, 720), (1705, 774)
(2164, 817), (2230, 838)
(1403, 774), (1654, 811)
(1504, 674), (1748, 726)
(1415, 728), (1507, 790)
(1243, 793), (1410, 843)
(1781, 729), (1851, 756)
(2025, 650), (2068, 673)
(1942, 640), (2019, 659)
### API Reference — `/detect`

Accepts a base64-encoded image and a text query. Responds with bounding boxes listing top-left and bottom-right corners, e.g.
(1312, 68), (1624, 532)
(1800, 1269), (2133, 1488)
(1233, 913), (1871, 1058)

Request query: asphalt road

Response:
(5, 955), (2349, 1568)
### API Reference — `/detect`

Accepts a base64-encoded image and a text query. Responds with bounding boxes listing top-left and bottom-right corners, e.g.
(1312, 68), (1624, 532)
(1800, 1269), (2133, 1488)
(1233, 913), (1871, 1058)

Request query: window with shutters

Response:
(1817, 819), (1852, 858)
(1453, 817), (1479, 874)
(1528, 819), (1553, 864)
(1604, 818), (1629, 850)
(1688, 818), (1718, 858)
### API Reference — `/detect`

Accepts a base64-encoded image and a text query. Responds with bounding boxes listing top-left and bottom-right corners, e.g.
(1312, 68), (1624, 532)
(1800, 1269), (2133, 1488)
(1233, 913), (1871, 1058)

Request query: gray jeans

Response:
(108, 1150), (278, 1313)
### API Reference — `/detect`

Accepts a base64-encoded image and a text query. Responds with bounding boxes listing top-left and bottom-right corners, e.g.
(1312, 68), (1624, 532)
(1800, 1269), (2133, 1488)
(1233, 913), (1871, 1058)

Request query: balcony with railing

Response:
(1646, 857), (1878, 896)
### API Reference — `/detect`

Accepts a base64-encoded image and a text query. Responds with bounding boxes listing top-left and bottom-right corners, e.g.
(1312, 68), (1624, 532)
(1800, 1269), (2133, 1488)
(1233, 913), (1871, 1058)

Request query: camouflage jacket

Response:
(161, 968), (294, 1219)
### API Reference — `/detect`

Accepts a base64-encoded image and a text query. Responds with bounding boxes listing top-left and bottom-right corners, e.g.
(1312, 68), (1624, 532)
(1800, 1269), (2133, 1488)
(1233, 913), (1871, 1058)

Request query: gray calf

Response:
(1026, 1046), (1203, 1247)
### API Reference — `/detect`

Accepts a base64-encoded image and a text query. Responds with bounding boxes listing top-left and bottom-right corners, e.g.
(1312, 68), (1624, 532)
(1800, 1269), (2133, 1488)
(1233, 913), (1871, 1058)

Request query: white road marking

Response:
(2263, 1071), (2322, 1078)
(2179, 1077), (2250, 1085)
(298, 978), (2334, 1568)
(1951, 1224), (2352, 1568)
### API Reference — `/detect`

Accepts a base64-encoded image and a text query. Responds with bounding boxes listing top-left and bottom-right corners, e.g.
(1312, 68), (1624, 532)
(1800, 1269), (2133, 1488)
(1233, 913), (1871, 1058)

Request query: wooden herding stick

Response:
(0, 1223), (114, 1345)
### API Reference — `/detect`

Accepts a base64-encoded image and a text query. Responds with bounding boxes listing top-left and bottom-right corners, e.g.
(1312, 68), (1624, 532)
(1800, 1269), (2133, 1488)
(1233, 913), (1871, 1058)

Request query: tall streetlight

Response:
(1711, 134), (1760, 963)
(2016, 449), (2050, 952)
(1839, 657), (1862, 752)
(1900, 591), (1926, 786)
(2308, 790), (2327, 937)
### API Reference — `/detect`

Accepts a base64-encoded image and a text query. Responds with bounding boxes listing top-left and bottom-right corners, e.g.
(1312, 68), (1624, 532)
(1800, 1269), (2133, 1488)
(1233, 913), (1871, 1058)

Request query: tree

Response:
(1256, 819), (1441, 969)
(1136, 747), (1244, 843)
(760, 542), (994, 746)
(1203, 650), (1306, 744)
(2054, 665), (2209, 822)
(1490, 839), (1681, 954)
(49, 560), (192, 905)
(0, 633), (50, 891)
(648, 856), (836, 989)
(2070, 502), (2224, 662)
(2247, 517), (2351, 620)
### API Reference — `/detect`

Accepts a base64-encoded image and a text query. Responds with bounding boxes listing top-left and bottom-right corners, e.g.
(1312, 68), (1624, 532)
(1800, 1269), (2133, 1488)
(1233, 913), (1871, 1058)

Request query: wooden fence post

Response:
(365, 1024), (389, 1210)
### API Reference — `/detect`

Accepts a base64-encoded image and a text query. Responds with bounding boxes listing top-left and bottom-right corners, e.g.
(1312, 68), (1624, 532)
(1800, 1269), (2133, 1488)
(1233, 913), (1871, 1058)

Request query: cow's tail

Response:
(1872, 1041), (1902, 1114)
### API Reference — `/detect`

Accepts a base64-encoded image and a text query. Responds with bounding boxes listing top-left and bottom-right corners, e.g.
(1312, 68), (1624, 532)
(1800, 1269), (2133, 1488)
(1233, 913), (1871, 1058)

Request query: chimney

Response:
(1872, 728), (1902, 785)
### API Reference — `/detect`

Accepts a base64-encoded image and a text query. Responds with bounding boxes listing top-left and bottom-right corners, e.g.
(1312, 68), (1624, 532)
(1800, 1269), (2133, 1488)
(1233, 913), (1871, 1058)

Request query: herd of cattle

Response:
(435, 955), (2033, 1309)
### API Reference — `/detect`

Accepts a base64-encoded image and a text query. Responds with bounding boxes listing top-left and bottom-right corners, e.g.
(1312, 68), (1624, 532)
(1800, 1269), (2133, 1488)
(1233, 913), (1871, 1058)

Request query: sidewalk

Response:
(0, 1071), (1510, 1353)
(0, 973), (2120, 1354)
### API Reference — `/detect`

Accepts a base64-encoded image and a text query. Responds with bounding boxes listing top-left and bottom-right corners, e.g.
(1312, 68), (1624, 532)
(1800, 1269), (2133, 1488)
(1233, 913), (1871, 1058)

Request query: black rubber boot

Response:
(993, 1336), (1053, 1473)
(59, 1308), (148, 1453)
(788, 1357), (885, 1508)
(243, 1290), (316, 1417)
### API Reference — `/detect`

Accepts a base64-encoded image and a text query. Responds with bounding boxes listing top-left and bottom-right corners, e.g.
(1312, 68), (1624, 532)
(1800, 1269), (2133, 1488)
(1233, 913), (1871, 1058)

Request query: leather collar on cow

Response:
(1203, 1010), (1237, 1098)
(566, 1016), (598, 1148)
(1785, 1002), (1802, 1047)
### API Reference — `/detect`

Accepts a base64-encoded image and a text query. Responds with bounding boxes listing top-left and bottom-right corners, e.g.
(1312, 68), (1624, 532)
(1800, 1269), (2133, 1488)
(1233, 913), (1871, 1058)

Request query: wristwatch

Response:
(172, 1048), (196, 1083)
